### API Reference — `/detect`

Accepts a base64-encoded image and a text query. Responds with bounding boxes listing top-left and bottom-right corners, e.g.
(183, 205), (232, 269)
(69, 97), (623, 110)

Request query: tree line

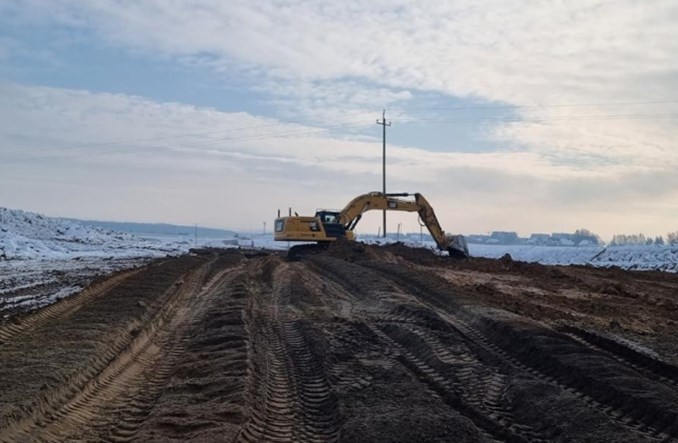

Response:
(609, 232), (678, 246)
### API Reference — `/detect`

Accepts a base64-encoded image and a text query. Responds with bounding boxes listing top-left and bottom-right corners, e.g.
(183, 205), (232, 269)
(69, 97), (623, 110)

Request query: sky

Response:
(1, 0), (677, 239)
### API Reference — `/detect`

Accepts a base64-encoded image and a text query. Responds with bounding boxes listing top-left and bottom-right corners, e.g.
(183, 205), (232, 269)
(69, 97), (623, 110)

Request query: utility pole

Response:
(376, 109), (391, 238)
(263, 221), (266, 234)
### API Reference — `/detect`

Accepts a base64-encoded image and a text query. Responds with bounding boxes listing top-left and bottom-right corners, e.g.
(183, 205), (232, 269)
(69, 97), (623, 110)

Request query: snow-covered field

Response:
(3, 206), (678, 319)
(0, 208), (192, 261)
(0, 208), (245, 318)
(469, 243), (678, 272)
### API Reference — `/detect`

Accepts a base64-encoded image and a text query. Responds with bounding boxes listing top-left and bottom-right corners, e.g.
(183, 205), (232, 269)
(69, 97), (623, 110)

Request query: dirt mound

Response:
(325, 239), (381, 262)
(380, 242), (446, 265)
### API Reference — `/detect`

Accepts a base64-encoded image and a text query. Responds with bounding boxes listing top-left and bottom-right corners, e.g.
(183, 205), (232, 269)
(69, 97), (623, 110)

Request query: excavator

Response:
(274, 192), (469, 259)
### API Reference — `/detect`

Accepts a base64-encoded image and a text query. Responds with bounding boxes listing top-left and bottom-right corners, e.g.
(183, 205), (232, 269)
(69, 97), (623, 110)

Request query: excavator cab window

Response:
(315, 211), (340, 225)
(315, 210), (345, 238)
(275, 220), (284, 232)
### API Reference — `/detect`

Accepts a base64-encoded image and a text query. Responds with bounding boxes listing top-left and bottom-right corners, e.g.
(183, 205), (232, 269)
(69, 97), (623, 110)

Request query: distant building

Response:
(527, 233), (550, 245)
(490, 231), (519, 244)
(465, 230), (600, 247)
(550, 233), (576, 246)
(466, 234), (491, 244)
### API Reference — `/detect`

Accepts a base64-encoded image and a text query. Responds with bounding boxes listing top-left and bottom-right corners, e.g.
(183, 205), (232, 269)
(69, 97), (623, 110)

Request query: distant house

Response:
(527, 233), (550, 245)
(490, 231), (519, 244)
(466, 230), (600, 247)
(466, 234), (490, 244)
(550, 233), (577, 246)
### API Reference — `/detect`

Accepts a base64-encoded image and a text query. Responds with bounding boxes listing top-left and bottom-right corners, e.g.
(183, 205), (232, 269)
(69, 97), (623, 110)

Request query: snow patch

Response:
(0, 285), (82, 314)
(0, 207), (190, 260)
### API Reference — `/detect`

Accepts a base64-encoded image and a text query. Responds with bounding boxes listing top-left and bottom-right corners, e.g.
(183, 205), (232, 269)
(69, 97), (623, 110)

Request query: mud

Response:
(1, 244), (678, 442)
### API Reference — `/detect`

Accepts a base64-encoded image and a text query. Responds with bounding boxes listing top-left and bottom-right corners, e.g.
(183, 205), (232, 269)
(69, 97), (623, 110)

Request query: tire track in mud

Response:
(0, 259), (217, 443)
(0, 267), (143, 344)
(476, 317), (678, 442)
(364, 261), (678, 442)
(380, 323), (545, 441)
(560, 325), (678, 390)
(283, 320), (339, 443)
(322, 321), (384, 395)
(307, 257), (540, 441)
(307, 256), (676, 441)
(369, 324), (529, 443)
(361, 307), (542, 442)
(104, 264), (249, 442)
(238, 259), (338, 443)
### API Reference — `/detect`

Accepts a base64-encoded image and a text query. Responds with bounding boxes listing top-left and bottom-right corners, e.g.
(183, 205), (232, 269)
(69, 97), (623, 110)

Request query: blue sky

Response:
(1, 1), (677, 239)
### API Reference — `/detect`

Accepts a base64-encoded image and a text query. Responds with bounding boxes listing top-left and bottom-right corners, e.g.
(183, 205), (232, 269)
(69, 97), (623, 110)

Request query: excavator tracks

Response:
(1, 248), (678, 442)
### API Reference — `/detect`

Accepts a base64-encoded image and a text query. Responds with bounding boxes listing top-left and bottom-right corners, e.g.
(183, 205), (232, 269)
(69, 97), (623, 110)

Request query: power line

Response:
(393, 100), (678, 113)
(396, 113), (678, 124)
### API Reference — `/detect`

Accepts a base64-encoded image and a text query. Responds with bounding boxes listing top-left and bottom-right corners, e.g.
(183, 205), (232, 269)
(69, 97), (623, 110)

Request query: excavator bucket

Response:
(445, 234), (469, 258)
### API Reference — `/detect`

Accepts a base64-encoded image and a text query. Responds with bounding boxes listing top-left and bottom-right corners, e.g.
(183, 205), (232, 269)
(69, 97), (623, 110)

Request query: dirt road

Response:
(1, 245), (678, 442)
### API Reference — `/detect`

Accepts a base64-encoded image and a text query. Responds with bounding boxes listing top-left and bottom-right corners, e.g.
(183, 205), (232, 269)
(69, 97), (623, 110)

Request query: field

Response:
(1, 244), (678, 442)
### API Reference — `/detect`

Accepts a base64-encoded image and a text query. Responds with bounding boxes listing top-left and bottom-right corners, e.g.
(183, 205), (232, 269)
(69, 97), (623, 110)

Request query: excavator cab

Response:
(273, 211), (354, 243)
(274, 210), (355, 259)
(314, 210), (346, 239)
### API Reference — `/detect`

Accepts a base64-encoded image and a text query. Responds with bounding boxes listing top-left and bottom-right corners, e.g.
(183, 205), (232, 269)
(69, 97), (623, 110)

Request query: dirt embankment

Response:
(1, 245), (678, 442)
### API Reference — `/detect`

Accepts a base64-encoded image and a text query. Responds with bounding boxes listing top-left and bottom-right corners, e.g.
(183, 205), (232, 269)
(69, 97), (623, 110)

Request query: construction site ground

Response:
(1, 243), (678, 442)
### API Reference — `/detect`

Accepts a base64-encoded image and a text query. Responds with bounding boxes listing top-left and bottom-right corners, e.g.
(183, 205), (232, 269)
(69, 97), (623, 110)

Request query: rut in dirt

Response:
(0, 254), (220, 442)
(238, 258), (339, 443)
(303, 253), (678, 442)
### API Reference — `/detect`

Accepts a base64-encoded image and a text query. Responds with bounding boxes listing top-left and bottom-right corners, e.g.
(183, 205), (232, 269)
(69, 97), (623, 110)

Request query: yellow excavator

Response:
(274, 192), (469, 259)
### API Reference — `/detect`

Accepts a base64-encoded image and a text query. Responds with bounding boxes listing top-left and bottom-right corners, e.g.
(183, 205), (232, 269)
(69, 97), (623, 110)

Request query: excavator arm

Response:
(338, 192), (469, 257)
